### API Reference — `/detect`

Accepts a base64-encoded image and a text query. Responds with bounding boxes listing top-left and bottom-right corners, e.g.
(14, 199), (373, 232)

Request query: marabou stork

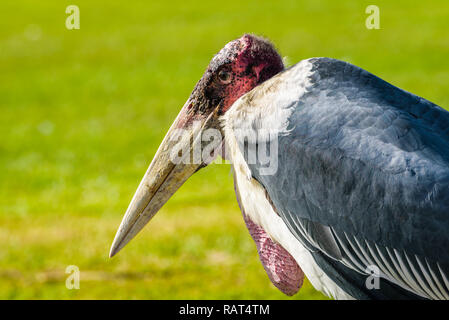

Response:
(110, 34), (449, 300)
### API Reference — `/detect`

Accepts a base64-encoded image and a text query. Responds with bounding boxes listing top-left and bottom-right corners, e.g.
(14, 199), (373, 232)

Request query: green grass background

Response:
(1, 0), (448, 299)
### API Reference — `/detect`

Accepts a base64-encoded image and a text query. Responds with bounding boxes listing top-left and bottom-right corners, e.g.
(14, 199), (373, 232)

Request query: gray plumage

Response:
(246, 58), (449, 299)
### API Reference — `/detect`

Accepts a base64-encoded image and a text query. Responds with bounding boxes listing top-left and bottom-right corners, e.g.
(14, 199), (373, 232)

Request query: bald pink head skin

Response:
(215, 34), (285, 113)
(175, 34), (284, 128)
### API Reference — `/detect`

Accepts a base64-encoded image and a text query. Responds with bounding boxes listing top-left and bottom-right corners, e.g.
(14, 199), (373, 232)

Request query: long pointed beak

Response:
(109, 101), (221, 258)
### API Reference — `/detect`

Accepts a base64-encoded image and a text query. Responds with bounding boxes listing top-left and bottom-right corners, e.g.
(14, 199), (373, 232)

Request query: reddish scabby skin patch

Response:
(175, 34), (284, 128)
(219, 34), (285, 113)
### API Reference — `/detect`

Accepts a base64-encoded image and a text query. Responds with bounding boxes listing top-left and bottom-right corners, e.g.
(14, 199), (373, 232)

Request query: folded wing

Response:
(246, 58), (449, 299)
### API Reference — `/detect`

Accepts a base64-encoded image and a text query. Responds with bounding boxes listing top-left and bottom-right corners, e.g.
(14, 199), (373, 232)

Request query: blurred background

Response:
(0, 0), (448, 299)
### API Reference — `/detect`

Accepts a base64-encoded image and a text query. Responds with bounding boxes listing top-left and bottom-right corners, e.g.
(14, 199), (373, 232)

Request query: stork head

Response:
(109, 34), (284, 257)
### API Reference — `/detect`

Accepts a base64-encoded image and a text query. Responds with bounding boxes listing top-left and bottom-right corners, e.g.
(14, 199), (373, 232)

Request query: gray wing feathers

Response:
(331, 228), (449, 299)
(247, 58), (449, 299)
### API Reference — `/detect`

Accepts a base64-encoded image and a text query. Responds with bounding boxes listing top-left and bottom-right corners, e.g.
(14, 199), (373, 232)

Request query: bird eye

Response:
(218, 69), (232, 84)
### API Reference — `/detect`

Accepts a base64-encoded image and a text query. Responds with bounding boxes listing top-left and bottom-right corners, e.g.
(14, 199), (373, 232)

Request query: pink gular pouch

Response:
(242, 211), (305, 296)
